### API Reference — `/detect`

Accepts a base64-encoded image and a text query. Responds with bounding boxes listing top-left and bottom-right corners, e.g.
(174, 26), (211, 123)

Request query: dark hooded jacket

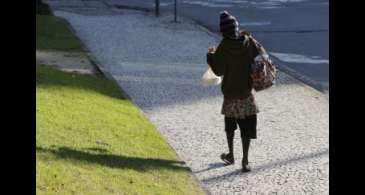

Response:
(207, 35), (259, 99)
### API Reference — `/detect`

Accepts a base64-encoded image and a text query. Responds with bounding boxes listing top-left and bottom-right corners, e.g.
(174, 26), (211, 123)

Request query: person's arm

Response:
(206, 44), (225, 76)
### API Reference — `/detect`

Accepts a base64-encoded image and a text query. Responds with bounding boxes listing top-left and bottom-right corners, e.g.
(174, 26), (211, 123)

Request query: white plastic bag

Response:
(201, 66), (222, 86)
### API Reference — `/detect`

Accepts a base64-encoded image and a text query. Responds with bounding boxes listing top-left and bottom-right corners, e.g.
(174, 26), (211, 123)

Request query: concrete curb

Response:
(102, 0), (153, 13)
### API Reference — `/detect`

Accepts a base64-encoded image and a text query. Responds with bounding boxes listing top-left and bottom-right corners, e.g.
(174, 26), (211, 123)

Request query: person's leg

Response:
(242, 137), (251, 165)
(239, 132), (252, 172)
(238, 115), (257, 172)
(221, 117), (237, 165)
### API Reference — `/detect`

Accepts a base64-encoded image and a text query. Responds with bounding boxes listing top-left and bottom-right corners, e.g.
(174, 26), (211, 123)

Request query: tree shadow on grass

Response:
(36, 146), (189, 172)
(36, 64), (127, 100)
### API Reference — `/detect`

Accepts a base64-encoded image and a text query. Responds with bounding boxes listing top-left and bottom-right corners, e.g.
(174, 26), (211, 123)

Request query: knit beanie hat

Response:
(220, 11), (239, 39)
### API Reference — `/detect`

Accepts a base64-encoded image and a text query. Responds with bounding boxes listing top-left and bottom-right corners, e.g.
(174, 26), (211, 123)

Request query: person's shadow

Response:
(193, 162), (227, 174)
(36, 146), (189, 172)
(199, 149), (329, 183)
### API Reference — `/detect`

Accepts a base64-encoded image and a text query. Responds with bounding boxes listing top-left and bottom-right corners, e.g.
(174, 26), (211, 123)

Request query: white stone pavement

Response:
(48, 1), (329, 194)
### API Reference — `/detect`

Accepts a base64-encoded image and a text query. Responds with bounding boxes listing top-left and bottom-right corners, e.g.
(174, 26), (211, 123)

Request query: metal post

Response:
(155, 0), (160, 16)
(174, 0), (177, 22)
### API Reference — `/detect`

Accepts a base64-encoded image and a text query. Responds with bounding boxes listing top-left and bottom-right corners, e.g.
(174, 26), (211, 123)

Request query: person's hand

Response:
(208, 47), (216, 53)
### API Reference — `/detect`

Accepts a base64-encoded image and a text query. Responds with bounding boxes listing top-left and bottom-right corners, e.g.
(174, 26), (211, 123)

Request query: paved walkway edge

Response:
(86, 48), (213, 195)
(44, 7), (212, 193)
(52, 5), (212, 192)
(56, 7), (213, 192)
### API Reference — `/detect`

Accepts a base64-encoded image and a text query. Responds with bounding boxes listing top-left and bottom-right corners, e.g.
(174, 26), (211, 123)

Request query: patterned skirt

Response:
(221, 93), (259, 119)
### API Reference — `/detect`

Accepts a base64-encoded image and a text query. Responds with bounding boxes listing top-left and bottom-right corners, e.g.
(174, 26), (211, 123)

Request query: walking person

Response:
(207, 11), (263, 172)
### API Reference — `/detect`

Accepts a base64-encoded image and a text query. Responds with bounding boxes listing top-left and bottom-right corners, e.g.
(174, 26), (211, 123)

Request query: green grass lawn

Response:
(36, 14), (83, 51)
(36, 65), (205, 195)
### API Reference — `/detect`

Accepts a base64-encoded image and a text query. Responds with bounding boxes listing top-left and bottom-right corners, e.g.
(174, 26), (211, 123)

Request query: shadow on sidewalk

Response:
(36, 146), (189, 172)
(199, 148), (329, 183)
(193, 162), (227, 174)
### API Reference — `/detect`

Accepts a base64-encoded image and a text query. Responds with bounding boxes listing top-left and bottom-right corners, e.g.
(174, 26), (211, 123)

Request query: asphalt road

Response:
(105, 0), (329, 92)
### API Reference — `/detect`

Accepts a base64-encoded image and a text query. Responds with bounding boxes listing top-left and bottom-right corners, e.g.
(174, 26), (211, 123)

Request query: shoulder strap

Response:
(248, 35), (272, 64)
(248, 35), (265, 55)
